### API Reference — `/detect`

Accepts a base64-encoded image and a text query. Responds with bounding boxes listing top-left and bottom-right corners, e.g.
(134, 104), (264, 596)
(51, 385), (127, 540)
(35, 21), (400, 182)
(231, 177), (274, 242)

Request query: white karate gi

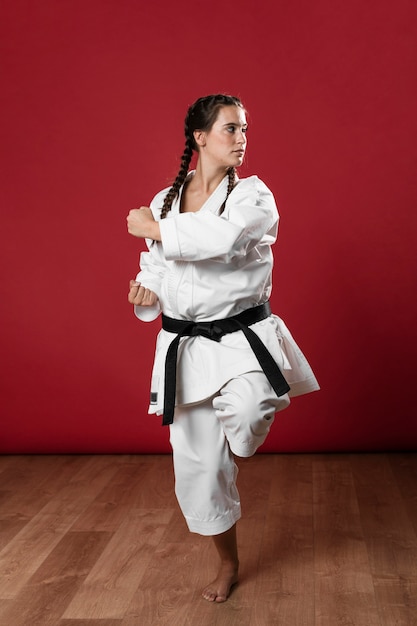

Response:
(134, 172), (319, 535)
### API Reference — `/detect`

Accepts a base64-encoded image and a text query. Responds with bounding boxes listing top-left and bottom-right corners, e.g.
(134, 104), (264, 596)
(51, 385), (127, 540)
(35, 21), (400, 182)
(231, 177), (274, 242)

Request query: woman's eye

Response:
(227, 126), (236, 133)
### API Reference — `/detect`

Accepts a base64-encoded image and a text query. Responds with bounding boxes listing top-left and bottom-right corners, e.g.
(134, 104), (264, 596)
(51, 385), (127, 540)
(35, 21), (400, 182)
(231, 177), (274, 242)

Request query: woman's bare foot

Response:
(202, 524), (239, 602)
(201, 561), (239, 603)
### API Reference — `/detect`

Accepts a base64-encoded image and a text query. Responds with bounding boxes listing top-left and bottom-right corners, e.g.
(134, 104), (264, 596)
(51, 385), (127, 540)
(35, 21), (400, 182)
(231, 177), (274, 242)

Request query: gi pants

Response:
(169, 371), (290, 536)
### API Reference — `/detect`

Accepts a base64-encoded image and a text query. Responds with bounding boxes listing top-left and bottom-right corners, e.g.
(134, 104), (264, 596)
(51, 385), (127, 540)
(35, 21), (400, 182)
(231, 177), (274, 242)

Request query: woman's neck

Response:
(190, 161), (228, 194)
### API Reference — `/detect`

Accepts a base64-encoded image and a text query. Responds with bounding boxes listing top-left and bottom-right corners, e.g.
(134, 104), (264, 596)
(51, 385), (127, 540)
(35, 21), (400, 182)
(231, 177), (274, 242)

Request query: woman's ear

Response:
(193, 130), (206, 148)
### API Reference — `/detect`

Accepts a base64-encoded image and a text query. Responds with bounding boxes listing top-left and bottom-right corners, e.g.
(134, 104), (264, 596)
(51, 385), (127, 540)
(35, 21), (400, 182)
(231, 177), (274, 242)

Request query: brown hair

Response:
(160, 94), (244, 219)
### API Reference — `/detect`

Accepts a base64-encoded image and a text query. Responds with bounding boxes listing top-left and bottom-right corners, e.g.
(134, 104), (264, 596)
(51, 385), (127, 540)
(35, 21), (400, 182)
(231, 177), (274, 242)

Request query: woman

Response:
(127, 94), (319, 603)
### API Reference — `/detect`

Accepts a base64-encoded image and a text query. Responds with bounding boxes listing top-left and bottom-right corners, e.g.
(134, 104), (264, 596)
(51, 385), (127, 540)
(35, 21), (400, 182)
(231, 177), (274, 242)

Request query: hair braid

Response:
(219, 167), (237, 215)
(160, 94), (244, 219)
(160, 138), (193, 219)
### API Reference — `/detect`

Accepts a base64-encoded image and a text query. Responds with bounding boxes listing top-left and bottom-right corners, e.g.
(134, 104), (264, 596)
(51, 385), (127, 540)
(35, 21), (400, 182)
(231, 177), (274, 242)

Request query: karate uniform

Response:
(134, 172), (319, 535)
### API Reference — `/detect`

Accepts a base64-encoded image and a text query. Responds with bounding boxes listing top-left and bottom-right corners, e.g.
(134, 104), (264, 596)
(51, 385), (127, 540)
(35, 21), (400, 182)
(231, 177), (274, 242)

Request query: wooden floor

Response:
(0, 453), (416, 626)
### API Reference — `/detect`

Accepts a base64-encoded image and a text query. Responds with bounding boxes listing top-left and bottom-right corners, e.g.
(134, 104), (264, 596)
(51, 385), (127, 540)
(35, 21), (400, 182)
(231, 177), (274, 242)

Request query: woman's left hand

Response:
(127, 207), (161, 241)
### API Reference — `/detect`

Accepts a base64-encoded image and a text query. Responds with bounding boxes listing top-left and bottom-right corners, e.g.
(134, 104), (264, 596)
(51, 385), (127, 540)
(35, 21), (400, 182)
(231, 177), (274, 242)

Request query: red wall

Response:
(1, 0), (416, 453)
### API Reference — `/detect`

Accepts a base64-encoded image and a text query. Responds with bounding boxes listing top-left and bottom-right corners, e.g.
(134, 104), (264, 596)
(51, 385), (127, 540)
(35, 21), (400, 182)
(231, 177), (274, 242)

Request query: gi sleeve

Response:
(159, 176), (279, 263)
(133, 192), (167, 321)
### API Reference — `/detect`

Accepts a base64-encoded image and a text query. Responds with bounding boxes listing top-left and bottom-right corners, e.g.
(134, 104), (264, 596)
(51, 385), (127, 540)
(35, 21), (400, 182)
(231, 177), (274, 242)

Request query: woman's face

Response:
(195, 105), (248, 169)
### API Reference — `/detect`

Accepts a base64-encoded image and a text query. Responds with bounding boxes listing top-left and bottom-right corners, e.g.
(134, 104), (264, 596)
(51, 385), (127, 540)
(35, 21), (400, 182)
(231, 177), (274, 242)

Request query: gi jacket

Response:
(134, 173), (319, 414)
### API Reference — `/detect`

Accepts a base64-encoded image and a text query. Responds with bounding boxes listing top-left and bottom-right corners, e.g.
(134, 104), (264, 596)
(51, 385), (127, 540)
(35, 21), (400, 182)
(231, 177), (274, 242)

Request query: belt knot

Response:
(191, 322), (225, 342)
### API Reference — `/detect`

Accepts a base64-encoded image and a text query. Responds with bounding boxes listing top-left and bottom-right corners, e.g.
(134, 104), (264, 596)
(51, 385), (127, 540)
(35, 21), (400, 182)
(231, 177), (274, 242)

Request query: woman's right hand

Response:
(128, 280), (158, 307)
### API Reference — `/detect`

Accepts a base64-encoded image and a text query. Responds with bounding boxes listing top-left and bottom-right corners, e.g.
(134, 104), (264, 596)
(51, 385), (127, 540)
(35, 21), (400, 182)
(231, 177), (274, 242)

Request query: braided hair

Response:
(160, 94), (244, 219)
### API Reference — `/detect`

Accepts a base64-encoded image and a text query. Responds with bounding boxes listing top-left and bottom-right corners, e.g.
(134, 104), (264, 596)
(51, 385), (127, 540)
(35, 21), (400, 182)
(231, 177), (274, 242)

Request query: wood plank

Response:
(389, 453), (417, 535)
(373, 577), (417, 626)
(63, 508), (174, 619)
(0, 455), (25, 476)
(0, 600), (13, 623)
(122, 540), (206, 626)
(0, 455), (13, 471)
(71, 455), (176, 534)
(352, 453), (417, 577)
(0, 531), (112, 625)
(235, 454), (274, 519)
(252, 454), (315, 626)
(130, 455), (177, 509)
(313, 455), (380, 626)
(72, 460), (150, 532)
(0, 456), (121, 599)
(0, 510), (30, 552)
(0, 456), (90, 550)
(60, 619), (122, 626)
(351, 453), (417, 626)
(0, 455), (91, 518)
(0, 455), (39, 483)
(73, 455), (176, 531)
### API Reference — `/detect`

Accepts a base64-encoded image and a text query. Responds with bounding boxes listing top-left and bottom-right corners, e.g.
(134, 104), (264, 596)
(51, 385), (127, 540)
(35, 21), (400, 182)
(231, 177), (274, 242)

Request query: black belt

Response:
(161, 302), (290, 426)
